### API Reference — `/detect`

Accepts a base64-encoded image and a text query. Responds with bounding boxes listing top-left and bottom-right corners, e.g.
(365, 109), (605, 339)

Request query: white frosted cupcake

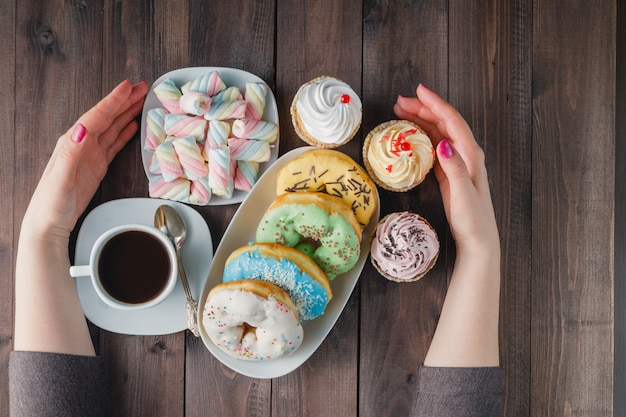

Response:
(370, 211), (439, 282)
(363, 120), (434, 192)
(290, 76), (362, 148)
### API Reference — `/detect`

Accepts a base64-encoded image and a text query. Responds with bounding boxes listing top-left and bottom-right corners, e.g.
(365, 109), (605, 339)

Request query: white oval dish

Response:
(141, 67), (280, 206)
(197, 146), (380, 378)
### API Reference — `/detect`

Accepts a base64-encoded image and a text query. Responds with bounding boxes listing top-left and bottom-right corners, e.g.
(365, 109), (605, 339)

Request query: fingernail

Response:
(71, 123), (86, 143)
(438, 139), (454, 159)
(419, 83), (428, 91)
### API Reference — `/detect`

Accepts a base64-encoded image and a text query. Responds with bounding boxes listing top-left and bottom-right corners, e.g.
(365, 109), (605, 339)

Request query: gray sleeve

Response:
(9, 351), (106, 417)
(411, 366), (502, 417)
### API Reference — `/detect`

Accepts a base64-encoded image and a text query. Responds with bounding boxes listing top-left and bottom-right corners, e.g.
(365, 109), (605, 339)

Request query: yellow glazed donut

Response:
(256, 192), (361, 280)
(202, 280), (303, 361)
(275, 149), (378, 228)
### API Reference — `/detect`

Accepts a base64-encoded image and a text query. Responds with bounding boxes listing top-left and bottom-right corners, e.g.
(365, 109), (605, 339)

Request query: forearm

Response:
(424, 245), (500, 367)
(12, 80), (147, 356)
(14, 224), (95, 356)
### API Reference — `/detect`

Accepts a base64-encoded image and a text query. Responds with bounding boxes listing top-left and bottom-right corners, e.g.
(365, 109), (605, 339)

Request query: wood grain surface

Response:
(1, 1), (619, 416)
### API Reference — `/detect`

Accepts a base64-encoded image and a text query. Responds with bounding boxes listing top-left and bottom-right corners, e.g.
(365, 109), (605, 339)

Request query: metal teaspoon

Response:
(154, 205), (200, 337)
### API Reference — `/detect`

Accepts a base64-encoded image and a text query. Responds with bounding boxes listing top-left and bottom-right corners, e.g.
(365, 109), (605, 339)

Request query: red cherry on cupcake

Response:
(340, 94), (351, 104)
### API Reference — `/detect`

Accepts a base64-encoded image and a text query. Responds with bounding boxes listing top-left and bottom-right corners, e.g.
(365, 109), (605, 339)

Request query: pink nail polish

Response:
(439, 139), (454, 158)
(71, 123), (86, 143)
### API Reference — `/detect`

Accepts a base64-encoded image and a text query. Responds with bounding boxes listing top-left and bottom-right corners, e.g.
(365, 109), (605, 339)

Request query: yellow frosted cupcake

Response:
(370, 211), (439, 282)
(363, 120), (434, 192)
(290, 76), (362, 148)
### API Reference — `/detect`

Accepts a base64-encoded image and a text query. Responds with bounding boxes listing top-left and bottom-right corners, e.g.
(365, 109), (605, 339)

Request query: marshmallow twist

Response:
(172, 136), (209, 180)
(144, 108), (168, 151)
(180, 91), (211, 116)
(164, 114), (207, 142)
(154, 78), (182, 114)
(149, 176), (190, 202)
(228, 138), (271, 162)
(155, 140), (184, 182)
(234, 160), (259, 191)
(206, 120), (231, 148)
(182, 71), (227, 97)
(204, 101), (247, 121)
(245, 82), (267, 120)
(189, 176), (211, 205)
(213, 86), (243, 102)
(232, 119), (278, 143)
(208, 146), (235, 199)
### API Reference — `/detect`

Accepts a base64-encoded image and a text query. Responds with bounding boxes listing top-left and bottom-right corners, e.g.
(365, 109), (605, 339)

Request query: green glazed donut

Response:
(256, 192), (362, 279)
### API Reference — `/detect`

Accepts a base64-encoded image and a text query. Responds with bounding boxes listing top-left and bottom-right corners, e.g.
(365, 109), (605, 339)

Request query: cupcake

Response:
(370, 211), (439, 282)
(290, 76), (362, 148)
(363, 120), (434, 192)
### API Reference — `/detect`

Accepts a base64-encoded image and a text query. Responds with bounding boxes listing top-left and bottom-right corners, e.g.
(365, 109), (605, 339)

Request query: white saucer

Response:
(74, 198), (213, 335)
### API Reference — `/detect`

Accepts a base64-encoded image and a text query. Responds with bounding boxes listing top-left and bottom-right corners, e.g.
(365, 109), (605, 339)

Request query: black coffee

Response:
(98, 231), (171, 304)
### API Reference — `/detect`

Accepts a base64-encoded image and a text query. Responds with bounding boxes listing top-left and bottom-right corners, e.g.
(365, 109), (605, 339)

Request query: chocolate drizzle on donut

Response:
(287, 179), (311, 191)
(284, 163), (374, 227)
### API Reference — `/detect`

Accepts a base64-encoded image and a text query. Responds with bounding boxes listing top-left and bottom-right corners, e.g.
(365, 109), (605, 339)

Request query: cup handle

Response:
(69, 265), (91, 277)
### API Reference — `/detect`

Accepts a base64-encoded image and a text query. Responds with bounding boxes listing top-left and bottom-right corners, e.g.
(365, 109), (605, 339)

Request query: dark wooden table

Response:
(1, 1), (621, 416)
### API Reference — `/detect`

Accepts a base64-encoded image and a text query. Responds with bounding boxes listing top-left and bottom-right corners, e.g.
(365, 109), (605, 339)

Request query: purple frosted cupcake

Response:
(370, 211), (439, 282)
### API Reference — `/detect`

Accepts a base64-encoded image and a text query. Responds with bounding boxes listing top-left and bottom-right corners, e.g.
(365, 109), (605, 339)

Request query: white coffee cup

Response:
(70, 224), (177, 310)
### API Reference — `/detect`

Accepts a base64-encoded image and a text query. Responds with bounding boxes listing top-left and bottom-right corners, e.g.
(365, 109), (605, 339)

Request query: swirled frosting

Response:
(365, 121), (433, 190)
(370, 212), (439, 281)
(294, 77), (362, 146)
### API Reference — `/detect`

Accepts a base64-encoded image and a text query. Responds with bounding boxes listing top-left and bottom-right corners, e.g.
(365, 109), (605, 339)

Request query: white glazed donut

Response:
(202, 280), (303, 361)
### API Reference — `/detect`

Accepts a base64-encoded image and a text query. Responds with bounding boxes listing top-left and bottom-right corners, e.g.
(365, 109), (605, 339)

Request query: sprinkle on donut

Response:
(256, 192), (362, 280)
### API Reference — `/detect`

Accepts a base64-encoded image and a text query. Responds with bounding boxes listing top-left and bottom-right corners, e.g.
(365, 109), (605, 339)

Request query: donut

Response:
(222, 243), (332, 321)
(202, 279), (303, 361)
(256, 192), (361, 280)
(275, 148), (378, 228)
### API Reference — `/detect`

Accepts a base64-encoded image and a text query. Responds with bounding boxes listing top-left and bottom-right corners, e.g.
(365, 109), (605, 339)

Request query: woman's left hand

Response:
(23, 80), (149, 239)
